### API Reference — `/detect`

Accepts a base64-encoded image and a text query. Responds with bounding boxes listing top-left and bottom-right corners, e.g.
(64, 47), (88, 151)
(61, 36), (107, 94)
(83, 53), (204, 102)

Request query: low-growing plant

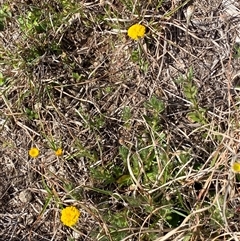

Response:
(0, 4), (11, 31)
(177, 67), (207, 124)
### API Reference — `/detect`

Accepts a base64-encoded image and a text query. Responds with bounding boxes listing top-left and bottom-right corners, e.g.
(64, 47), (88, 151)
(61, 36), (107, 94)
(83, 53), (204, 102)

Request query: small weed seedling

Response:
(177, 67), (207, 124)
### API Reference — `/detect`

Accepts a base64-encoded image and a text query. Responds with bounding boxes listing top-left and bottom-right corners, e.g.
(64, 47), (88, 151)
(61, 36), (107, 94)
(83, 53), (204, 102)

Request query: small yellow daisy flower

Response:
(28, 147), (40, 158)
(232, 162), (240, 173)
(127, 23), (146, 40)
(61, 206), (80, 227)
(55, 148), (63, 156)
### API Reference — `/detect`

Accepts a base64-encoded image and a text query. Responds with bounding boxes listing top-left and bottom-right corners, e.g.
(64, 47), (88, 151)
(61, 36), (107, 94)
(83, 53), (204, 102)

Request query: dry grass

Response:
(1, 0), (240, 240)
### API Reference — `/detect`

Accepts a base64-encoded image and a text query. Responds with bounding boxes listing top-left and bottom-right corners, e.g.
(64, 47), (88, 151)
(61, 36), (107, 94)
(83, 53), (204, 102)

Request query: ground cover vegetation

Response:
(1, 0), (240, 240)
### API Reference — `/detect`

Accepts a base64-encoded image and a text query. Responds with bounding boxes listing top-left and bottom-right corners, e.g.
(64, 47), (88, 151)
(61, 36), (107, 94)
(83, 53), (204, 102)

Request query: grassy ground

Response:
(1, 0), (240, 240)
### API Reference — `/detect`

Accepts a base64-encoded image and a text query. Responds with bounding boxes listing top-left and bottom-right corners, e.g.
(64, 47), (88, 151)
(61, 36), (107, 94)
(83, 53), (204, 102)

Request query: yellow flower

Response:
(55, 148), (63, 156)
(232, 162), (240, 173)
(127, 24), (146, 40)
(61, 206), (80, 227)
(29, 147), (40, 158)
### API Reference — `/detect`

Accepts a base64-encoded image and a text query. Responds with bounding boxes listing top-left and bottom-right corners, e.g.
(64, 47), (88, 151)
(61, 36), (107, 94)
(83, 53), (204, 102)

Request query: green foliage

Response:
(119, 0), (135, 12)
(117, 131), (170, 189)
(144, 95), (165, 131)
(131, 45), (149, 72)
(115, 96), (184, 196)
(131, 49), (140, 62)
(183, 234), (192, 241)
(18, 8), (47, 35)
(208, 195), (233, 229)
(87, 90), (191, 239)
(165, 208), (187, 227)
(0, 4), (11, 31)
(177, 67), (207, 124)
(63, 183), (83, 201)
(44, 136), (62, 152)
(22, 46), (45, 63)
(67, 140), (98, 162)
(233, 44), (240, 58)
(67, 238), (75, 241)
(76, 106), (105, 130)
(109, 210), (129, 229)
(179, 67), (196, 105)
(40, 175), (57, 215)
(187, 107), (207, 124)
(90, 114), (106, 130)
(1, 1), (229, 240)
(72, 72), (82, 82)
(25, 107), (39, 120)
(145, 95), (165, 114)
(183, 82), (197, 105)
(90, 164), (122, 185)
(15, 1), (81, 66)
(122, 106), (132, 128)
(0, 72), (6, 86)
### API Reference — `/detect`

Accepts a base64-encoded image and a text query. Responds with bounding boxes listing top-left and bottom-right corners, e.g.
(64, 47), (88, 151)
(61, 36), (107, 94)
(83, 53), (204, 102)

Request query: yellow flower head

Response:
(29, 147), (40, 158)
(61, 206), (80, 227)
(55, 148), (63, 156)
(127, 24), (146, 40)
(232, 162), (240, 173)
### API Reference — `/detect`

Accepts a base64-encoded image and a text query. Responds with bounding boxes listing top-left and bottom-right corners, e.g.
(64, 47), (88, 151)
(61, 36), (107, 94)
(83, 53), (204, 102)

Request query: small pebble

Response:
(19, 190), (32, 203)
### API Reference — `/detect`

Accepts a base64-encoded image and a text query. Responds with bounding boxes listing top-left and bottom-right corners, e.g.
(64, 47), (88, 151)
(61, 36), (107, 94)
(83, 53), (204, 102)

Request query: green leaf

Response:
(187, 108), (206, 124)
(116, 174), (131, 185)
(0, 72), (6, 86)
(146, 95), (165, 113)
(183, 83), (198, 101)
